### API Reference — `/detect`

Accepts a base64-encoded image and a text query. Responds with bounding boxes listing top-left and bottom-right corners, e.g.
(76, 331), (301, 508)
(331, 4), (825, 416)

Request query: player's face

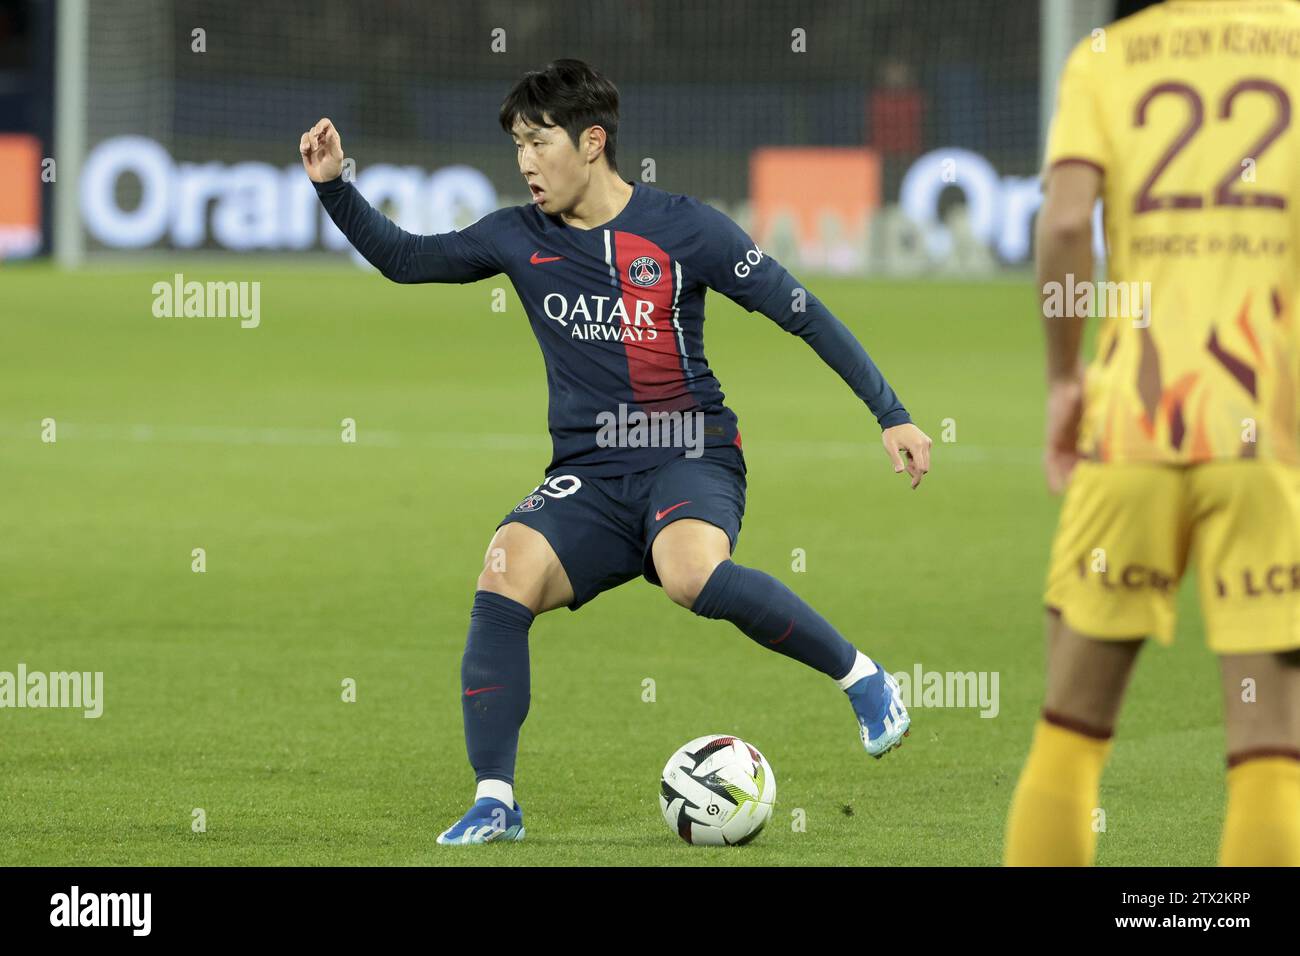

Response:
(511, 116), (588, 215)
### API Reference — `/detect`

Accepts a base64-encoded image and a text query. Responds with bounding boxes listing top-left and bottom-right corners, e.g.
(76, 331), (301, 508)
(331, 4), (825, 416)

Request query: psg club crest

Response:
(513, 493), (545, 513)
(628, 255), (662, 287)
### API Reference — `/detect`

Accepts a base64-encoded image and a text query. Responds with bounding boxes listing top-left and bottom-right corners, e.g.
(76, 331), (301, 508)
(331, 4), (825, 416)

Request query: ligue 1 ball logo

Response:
(513, 493), (545, 513)
(628, 255), (662, 287)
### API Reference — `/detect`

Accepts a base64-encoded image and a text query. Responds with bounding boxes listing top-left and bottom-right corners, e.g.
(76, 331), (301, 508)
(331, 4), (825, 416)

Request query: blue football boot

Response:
(846, 665), (911, 758)
(436, 797), (525, 845)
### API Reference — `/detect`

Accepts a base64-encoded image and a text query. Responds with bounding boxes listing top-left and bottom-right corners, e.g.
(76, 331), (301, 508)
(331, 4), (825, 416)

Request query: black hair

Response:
(499, 59), (620, 171)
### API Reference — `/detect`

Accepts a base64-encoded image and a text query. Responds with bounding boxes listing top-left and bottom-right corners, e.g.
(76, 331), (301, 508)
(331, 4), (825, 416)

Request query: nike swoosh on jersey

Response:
(654, 500), (692, 521)
(769, 618), (795, 645)
(529, 252), (563, 264)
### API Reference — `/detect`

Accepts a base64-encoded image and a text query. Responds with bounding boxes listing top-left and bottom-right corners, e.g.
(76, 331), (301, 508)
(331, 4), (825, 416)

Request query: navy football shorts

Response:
(496, 443), (747, 610)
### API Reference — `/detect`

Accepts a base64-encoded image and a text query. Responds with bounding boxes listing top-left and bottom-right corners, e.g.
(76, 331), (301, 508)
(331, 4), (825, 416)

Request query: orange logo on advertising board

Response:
(749, 148), (880, 270)
(0, 135), (42, 260)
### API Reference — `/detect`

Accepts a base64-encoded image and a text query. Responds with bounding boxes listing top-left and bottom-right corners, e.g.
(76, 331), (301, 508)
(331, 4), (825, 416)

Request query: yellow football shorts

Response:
(1044, 460), (1300, 654)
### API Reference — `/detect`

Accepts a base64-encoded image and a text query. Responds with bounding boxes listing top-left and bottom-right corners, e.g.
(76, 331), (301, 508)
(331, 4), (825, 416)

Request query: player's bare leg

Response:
(477, 522), (575, 615)
(1217, 650), (1300, 865)
(438, 523), (573, 845)
(654, 518), (909, 759)
(650, 517), (730, 609)
(1004, 610), (1142, 865)
(1042, 610), (1144, 735)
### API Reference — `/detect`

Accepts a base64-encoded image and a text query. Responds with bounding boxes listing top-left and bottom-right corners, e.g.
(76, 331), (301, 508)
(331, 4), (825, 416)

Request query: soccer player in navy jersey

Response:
(300, 59), (932, 845)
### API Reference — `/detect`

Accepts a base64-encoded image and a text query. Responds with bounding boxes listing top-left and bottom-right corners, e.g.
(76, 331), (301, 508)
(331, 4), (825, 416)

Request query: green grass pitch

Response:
(0, 264), (1225, 865)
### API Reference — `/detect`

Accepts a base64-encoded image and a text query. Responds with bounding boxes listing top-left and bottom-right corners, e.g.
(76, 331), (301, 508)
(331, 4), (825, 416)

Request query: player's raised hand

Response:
(300, 118), (345, 183)
(1044, 376), (1084, 494)
(882, 422), (932, 490)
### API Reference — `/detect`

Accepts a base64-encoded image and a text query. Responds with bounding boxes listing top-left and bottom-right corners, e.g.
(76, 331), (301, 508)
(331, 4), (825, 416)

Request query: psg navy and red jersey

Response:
(314, 176), (911, 477)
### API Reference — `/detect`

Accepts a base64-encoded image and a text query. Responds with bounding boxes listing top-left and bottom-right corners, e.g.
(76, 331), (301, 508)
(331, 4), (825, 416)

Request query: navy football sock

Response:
(690, 559), (857, 680)
(460, 590), (534, 786)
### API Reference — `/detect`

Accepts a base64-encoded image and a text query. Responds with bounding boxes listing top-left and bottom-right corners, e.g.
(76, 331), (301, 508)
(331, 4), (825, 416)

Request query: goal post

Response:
(1040, 0), (1114, 155)
(54, 0), (88, 269)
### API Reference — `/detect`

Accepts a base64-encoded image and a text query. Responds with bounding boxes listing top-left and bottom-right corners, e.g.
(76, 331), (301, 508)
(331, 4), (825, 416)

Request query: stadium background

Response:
(4, 0), (1114, 269)
(1, 0), (1235, 867)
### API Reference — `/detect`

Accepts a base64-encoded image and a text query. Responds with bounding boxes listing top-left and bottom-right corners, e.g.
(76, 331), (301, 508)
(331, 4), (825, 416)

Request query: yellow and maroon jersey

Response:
(1044, 0), (1300, 464)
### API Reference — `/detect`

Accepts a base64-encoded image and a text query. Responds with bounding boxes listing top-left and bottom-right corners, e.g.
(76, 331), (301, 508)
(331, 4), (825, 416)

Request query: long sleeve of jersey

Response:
(750, 272), (911, 429)
(685, 199), (911, 430)
(313, 175), (502, 284)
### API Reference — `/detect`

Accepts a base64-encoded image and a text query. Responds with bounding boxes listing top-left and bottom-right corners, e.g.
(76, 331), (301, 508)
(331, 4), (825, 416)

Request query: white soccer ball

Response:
(659, 734), (776, 846)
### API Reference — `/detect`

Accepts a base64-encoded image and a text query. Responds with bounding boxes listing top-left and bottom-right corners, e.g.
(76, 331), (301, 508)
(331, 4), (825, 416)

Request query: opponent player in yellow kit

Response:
(1006, 0), (1300, 865)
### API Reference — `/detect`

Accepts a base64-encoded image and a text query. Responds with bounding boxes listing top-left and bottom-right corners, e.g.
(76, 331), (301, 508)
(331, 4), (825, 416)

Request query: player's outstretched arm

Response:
(686, 199), (930, 488)
(299, 118), (500, 284)
(755, 270), (932, 489)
